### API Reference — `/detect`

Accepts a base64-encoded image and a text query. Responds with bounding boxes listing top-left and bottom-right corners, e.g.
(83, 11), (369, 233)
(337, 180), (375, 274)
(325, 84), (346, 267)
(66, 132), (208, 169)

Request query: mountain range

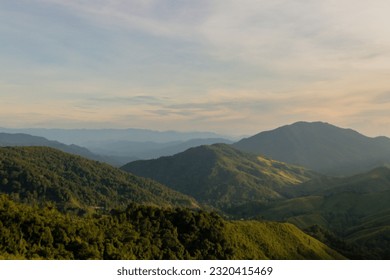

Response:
(0, 129), (233, 165)
(0, 127), (232, 145)
(1, 121), (389, 259)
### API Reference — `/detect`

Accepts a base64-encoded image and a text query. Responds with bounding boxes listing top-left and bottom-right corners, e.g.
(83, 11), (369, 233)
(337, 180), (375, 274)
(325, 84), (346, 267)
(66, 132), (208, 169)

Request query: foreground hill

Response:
(122, 144), (314, 211)
(0, 147), (198, 212)
(0, 195), (344, 260)
(233, 121), (390, 175)
(257, 167), (390, 259)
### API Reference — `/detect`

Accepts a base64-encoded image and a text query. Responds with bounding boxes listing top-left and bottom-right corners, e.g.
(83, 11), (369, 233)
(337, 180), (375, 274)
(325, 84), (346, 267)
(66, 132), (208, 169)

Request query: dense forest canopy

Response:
(0, 194), (343, 260)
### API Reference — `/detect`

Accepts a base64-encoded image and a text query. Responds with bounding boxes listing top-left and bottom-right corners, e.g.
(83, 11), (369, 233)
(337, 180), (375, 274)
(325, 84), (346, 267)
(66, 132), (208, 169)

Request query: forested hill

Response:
(0, 194), (344, 260)
(122, 143), (314, 210)
(255, 166), (390, 259)
(0, 146), (198, 212)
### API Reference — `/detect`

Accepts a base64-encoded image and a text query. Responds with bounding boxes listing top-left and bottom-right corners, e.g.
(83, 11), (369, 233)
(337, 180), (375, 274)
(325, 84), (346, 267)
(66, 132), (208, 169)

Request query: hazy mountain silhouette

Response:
(0, 132), (141, 166)
(87, 138), (232, 160)
(0, 132), (99, 159)
(0, 127), (231, 145)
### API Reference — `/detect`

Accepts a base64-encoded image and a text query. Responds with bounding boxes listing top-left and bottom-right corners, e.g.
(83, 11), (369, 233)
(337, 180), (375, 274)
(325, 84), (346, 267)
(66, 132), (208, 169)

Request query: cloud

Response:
(1, 1), (390, 136)
(86, 95), (168, 106)
(373, 92), (390, 104)
(33, 0), (390, 86)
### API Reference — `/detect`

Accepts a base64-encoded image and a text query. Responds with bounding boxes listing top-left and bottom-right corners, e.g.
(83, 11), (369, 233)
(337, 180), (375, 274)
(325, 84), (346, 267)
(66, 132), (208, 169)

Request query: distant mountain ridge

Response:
(0, 132), (98, 159)
(0, 129), (233, 165)
(87, 138), (232, 161)
(233, 121), (390, 175)
(122, 144), (314, 210)
(0, 127), (232, 145)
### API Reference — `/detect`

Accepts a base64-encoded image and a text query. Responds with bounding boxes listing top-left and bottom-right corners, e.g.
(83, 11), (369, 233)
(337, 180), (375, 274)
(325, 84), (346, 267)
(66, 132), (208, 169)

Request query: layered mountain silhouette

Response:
(0, 127), (230, 145)
(0, 131), (232, 166)
(122, 144), (314, 210)
(0, 132), (120, 163)
(1, 121), (389, 259)
(87, 138), (232, 163)
(0, 132), (141, 166)
(233, 121), (390, 175)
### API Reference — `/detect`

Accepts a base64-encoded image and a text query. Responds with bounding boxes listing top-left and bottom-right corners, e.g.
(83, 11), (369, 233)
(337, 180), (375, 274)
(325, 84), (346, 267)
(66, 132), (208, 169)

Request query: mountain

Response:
(0, 146), (198, 212)
(233, 121), (390, 175)
(256, 167), (390, 259)
(87, 138), (232, 162)
(0, 195), (344, 260)
(121, 144), (314, 211)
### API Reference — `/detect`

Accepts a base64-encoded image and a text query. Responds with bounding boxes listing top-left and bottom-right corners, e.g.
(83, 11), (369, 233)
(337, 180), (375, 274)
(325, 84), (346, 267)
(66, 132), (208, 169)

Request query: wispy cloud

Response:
(33, 0), (390, 84)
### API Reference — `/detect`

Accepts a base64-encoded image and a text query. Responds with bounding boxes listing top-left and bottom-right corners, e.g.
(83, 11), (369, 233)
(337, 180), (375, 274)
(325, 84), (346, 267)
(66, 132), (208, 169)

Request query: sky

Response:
(1, 0), (390, 137)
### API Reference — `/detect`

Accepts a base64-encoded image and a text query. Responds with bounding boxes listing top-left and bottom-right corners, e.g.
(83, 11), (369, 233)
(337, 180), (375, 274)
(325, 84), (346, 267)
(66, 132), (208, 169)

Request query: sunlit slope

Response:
(226, 220), (345, 259)
(122, 144), (314, 209)
(257, 167), (390, 259)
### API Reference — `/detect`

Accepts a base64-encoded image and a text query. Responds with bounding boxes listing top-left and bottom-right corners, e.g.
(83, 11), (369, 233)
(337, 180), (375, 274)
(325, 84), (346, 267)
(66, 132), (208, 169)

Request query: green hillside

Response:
(0, 146), (198, 212)
(233, 121), (390, 175)
(226, 220), (344, 259)
(122, 144), (314, 210)
(256, 167), (390, 259)
(0, 194), (344, 260)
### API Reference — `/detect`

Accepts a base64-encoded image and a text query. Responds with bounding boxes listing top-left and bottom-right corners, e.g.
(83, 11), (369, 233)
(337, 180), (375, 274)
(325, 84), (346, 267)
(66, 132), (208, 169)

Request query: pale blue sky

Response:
(1, 0), (390, 136)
